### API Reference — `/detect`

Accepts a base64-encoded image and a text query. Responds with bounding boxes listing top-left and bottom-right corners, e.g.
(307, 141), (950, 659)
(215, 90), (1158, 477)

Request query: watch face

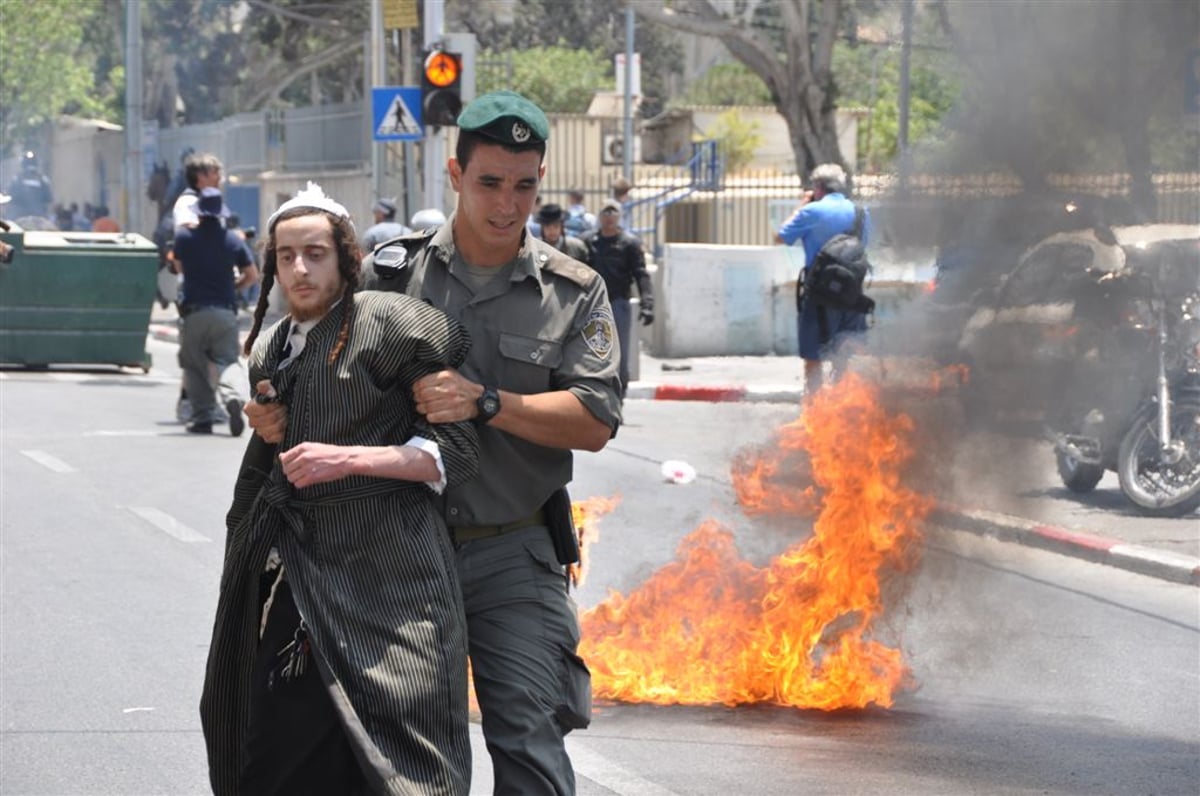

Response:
(483, 397), (499, 414)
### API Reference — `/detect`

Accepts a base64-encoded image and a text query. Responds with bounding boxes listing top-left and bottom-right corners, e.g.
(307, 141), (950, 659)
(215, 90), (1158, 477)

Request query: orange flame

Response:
(569, 495), (622, 588)
(580, 372), (933, 711)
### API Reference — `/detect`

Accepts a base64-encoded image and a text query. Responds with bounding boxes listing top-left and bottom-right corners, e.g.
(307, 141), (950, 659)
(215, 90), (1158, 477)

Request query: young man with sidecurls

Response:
(200, 184), (479, 795)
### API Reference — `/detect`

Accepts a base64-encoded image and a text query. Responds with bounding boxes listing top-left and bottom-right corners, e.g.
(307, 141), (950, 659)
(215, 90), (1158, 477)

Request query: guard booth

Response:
(0, 230), (159, 370)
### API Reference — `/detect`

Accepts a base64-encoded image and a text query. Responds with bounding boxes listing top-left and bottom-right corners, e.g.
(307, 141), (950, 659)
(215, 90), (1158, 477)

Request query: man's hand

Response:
(638, 303), (654, 326)
(413, 368), (482, 423)
(279, 442), (350, 489)
(245, 379), (287, 443)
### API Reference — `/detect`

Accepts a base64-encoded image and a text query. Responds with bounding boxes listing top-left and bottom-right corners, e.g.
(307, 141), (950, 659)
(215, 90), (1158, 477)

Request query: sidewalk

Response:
(147, 308), (1200, 587)
(630, 350), (1198, 587)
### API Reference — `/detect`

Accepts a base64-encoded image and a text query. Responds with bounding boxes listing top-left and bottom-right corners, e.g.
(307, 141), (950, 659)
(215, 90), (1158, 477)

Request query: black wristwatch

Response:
(475, 385), (501, 424)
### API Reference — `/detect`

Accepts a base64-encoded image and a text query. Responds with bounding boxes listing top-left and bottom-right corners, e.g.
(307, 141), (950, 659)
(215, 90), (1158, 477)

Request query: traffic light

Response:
(421, 49), (463, 128)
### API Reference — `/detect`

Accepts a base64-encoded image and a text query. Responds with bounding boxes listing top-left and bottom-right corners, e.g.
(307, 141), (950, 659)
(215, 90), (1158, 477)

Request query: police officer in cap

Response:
(6, 151), (53, 221)
(247, 90), (623, 795)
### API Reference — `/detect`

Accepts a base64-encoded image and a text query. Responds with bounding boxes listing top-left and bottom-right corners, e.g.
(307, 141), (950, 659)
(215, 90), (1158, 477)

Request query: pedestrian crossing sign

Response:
(372, 87), (423, 141)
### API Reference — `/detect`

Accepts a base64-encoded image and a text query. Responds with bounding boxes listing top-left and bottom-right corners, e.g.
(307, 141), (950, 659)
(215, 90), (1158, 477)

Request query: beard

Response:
(285, 280), (343, 322)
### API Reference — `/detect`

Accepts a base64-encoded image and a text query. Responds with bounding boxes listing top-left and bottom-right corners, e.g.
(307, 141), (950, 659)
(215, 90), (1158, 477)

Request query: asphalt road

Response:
(1, 336), (1197, 795)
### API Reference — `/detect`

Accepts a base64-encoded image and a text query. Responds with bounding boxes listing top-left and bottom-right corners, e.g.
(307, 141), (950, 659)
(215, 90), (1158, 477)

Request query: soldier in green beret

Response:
(247, 90), (623, 795)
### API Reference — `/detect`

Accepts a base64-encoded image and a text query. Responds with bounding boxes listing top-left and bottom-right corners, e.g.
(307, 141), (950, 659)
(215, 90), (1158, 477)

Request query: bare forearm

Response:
(279, 441), (439, 489)
(414, 369), (613, 452)
(347, 444), (440, 481)
(490, 390), (611, 451)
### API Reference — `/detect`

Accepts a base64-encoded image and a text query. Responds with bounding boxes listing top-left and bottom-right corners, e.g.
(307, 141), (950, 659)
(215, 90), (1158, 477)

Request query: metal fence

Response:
(17, 99), (1200, 249)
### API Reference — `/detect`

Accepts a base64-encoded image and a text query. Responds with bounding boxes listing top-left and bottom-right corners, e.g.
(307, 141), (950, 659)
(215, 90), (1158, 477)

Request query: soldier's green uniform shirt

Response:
(364, 215), (623, 527)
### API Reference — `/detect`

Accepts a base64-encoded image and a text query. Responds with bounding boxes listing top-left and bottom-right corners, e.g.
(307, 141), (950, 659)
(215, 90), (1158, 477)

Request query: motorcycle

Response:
(1051, 243), (1200, 517)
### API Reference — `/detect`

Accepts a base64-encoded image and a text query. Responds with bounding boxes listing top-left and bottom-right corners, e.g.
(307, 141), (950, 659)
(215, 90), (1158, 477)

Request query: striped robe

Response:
(200, 291), (478, 795)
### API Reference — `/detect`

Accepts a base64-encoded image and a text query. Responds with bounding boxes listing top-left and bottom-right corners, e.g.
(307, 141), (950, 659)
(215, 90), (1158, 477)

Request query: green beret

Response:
(457, 90), (550, 145)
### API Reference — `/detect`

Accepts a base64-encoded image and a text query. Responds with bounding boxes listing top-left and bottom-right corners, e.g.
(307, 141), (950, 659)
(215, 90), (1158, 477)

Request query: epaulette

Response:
(538, 246), (598, 289)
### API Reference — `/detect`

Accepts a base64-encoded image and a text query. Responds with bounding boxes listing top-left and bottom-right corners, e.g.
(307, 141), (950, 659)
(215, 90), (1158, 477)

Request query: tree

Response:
(831, 36), (960, 173)
(0, 0), (117, 154)
(703, 109), (764, 174)
(933, 0), (1200, 218)
(477, 46), (611, 114)
(449, 0), (686, 118)
(680, 62), (773, 106)
(148, 0), (369, 124)
(632, 0), (853, 177)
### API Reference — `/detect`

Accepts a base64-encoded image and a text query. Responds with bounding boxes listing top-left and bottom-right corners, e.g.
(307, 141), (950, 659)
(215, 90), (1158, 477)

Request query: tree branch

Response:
(246, 39), (363, 109)
(631, 1), (787, 97)
(245, 0), (352, 27)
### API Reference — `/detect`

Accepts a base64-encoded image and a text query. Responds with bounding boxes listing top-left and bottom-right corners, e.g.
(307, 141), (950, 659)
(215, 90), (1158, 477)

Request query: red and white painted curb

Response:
(149, 323), (180, 344)
(625, 383), (802, 404)
(935, 505), (1200, 586)
(147, 325), (1197, 585)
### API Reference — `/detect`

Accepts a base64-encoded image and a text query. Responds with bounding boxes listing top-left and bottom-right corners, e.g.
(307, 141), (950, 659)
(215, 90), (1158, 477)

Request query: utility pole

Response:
(369, 0), (385, 201)
(423, 0), (446, 214)
(622, 7), (635, 182)
(898, 0), (913, 193)
(402, 27), (418, 223)
(124, 0), (143, 234)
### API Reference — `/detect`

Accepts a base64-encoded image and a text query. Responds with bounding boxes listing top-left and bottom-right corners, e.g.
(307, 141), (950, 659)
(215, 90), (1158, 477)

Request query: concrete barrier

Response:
(647, 243), (932, 358)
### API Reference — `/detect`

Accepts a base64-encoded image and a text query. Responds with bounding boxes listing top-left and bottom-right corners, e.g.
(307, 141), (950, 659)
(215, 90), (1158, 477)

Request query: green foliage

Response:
(451, 0), (685, 117)
(831, 36), (961, 173)
(933, 0), (1200, 183)
(702, 110), (764, 175)
(680, 62), (773, 107)
(478, 46), (610, 114)
(0, 0), (115, 154)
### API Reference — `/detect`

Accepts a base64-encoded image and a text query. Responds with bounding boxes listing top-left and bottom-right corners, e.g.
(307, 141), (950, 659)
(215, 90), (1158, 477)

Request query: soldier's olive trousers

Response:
(455, 525), (590, 796)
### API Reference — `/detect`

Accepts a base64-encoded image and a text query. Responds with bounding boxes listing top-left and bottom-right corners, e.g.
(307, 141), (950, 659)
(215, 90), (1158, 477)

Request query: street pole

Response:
(123, 0), (143, 234)
(369, 0), (385, 201)
(402, 27), (418, 224)
(622, 7), (634, 182)
(898, 0), (913, 193)
(422, 0), (446, 214)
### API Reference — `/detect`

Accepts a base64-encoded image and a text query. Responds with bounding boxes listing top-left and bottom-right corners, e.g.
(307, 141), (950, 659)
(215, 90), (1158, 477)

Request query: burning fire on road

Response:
(579, 372), (935, 711)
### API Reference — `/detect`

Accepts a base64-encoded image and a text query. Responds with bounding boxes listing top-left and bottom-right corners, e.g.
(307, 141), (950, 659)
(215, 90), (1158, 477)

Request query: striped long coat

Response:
(200, 291), (478, 795)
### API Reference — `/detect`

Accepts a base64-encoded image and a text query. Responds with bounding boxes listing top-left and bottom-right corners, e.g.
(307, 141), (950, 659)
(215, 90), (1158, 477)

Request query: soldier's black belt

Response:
(450, 509), (547, 544)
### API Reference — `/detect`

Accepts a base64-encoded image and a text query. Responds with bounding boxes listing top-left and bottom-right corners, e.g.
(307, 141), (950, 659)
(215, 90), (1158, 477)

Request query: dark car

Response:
(955, 223), (1200, 428)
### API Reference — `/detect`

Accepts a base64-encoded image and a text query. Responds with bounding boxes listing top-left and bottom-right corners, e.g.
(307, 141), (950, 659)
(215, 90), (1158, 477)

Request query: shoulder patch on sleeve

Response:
(581, 306), (616, 360)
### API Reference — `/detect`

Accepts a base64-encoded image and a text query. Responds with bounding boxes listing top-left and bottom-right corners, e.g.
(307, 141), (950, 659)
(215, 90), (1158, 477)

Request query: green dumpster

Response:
(0, 229), (159, 371)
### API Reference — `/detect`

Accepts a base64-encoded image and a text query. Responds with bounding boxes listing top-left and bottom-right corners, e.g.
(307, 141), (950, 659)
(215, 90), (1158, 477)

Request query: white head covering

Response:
(266, 181), (353, 233)
(410, 207), (446, 231)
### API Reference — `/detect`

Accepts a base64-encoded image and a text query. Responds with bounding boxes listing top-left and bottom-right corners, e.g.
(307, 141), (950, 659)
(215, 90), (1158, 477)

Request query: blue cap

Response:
(197, 187), (224, 217)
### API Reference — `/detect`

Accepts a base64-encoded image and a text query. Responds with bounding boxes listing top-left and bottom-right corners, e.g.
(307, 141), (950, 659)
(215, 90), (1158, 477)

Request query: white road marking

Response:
(19, 450), (76, 473)
(569, 740), (682, 796)
(130, 507), (211, 543)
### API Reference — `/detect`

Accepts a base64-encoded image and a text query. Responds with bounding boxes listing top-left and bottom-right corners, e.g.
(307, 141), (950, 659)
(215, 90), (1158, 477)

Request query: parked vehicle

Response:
(954, 223), (1199, 427)
(1045, 234), (1200, 516)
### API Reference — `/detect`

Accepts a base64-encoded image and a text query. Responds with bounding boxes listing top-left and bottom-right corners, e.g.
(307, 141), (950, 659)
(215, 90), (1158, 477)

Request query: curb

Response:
(149, 323), (179, 344)
(934, 504), (1200, 586)
(625, 383), (802, 404)
(146, 323), (1197, 586)
(152, 325), (802, 405)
